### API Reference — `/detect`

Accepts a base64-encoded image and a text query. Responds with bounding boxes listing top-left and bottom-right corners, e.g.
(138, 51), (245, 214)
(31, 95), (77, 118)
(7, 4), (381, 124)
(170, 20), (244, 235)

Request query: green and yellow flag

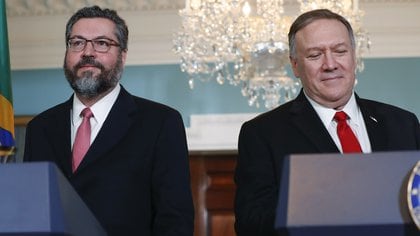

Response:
(0, 0), (14, 147)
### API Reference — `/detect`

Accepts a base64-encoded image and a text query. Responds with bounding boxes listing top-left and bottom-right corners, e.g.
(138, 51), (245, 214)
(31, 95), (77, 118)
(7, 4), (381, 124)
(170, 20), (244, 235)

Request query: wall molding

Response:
(186, 113), (259, 151)
(6, 0), (420, 70)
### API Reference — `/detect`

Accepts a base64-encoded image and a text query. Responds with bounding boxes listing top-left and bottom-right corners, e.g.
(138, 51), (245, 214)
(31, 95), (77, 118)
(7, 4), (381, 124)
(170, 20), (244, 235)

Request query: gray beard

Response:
(73, 71), (103, 98)
(64, 55), (123, 99)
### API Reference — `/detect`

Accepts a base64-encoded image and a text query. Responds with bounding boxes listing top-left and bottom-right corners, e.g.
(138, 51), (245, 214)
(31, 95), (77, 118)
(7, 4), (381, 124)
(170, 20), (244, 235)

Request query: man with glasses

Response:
(23, 6), (194, 235)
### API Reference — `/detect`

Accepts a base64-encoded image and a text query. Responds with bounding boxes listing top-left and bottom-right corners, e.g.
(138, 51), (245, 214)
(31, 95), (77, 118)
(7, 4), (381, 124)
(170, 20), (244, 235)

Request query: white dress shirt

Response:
(71, 84), (121, 148)
(305, 92), (372, 153)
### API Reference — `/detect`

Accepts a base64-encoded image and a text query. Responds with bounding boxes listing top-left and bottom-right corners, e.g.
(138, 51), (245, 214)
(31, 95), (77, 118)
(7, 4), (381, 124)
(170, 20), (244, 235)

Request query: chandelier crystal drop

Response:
(173, 0), (370, 109)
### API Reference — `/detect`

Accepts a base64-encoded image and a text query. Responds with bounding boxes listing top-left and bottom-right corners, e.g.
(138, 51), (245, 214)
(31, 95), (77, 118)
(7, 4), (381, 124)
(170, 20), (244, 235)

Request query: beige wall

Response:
(6, 0), (420, 70)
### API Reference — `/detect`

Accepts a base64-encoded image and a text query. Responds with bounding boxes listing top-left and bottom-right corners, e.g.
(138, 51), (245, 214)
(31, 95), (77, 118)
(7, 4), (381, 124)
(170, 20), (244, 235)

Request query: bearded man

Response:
(23, 6), (194, 236)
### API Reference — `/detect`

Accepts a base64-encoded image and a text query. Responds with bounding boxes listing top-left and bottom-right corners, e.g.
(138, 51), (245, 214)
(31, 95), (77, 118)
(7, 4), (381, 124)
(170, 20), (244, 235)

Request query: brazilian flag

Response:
(0, 0), (14, 147)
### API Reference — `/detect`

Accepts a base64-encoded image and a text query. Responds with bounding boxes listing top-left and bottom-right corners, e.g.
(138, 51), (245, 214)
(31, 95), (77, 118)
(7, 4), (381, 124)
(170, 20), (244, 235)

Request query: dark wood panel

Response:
(209, 212), (235, 236)
(190, 151), (237, 236)
(15, 116), (33, 126)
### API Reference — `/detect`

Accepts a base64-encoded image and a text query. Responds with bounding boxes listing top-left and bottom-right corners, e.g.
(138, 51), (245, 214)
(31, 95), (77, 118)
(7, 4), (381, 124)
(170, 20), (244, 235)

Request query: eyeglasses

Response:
(67, 37), (121, 53)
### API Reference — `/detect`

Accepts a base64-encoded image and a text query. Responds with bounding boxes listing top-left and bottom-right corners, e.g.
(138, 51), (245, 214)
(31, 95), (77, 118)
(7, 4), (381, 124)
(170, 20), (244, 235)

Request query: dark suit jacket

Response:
(234, 90), (420, 236)
(24, 86), (194, 236)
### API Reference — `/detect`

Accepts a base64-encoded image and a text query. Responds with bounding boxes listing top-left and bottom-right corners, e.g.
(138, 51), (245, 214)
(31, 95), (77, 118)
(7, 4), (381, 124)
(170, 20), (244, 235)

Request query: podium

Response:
(275, 151), (420, 236)
(0, 162), (106, 236)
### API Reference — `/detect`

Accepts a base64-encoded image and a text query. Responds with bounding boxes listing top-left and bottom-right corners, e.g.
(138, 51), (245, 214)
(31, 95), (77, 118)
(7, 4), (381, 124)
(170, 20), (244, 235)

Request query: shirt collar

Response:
(72, 84), (121, 125)
(305, 91), (361, 128)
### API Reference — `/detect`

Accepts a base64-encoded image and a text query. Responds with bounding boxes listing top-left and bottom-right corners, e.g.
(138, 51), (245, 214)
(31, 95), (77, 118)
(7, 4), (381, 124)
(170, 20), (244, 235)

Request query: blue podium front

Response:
(275, 151), (420, 236)
(0, 162), (106, 236)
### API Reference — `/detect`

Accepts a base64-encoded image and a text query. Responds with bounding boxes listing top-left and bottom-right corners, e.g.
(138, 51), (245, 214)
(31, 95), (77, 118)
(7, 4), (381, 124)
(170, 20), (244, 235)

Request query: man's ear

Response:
(290, 56), (300, 78)
(121, 49), (128, 65)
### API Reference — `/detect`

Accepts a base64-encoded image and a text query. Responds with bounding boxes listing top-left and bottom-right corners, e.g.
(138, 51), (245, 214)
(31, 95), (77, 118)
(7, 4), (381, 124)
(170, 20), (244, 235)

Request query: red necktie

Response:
(334, 111), (362, 153)
(72, 108), (93, 172)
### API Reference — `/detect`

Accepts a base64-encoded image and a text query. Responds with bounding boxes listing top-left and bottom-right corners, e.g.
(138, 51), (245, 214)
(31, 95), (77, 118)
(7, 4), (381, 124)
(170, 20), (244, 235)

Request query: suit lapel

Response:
(76, 87), (137, 171)
(45, 98), (73, 175)
(285, 92), (388, 153)
(357, 96), (387, 151)
(290, 92), (339, 153)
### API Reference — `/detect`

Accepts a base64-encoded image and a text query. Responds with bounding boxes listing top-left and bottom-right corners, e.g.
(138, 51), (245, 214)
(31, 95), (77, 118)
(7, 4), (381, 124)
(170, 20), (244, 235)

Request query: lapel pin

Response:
(369, 116), (378, 123)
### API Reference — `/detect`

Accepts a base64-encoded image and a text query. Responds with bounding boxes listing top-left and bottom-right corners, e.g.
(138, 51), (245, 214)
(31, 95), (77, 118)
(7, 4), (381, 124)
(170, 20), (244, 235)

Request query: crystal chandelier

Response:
(173, 0), (370, 109)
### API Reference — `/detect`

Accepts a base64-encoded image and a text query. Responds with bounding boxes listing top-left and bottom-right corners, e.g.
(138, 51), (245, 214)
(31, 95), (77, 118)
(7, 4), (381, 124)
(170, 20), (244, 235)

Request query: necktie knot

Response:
(334, 111), (348, 122)
(81, 107), (93, 119)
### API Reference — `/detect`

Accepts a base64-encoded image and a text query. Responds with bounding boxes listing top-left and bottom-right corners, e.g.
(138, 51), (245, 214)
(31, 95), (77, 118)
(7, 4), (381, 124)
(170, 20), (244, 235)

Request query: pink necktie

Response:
(72, 108), (93, 172)
(334, 111), (362, 153)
